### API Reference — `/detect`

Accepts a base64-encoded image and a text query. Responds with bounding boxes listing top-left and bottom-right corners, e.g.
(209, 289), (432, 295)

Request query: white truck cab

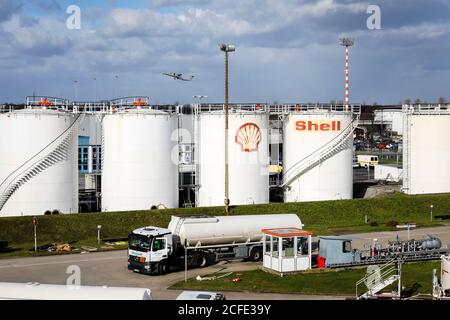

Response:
(128, 227), (173, 275)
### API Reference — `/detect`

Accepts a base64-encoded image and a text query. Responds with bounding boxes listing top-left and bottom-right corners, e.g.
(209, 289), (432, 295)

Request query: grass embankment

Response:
(0, 193), (449, 258)
(170, 261), (439, 297)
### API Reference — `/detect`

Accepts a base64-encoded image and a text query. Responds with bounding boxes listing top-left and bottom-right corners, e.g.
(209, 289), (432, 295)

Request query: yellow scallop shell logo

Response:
(235, 122), (261, 152)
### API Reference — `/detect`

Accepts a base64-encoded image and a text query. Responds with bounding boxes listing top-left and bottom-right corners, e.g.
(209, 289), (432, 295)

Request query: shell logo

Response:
(235, 122), (261, 152)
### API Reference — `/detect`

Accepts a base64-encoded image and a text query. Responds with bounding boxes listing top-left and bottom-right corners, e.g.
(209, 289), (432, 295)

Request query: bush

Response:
(386, 220), (398, 227)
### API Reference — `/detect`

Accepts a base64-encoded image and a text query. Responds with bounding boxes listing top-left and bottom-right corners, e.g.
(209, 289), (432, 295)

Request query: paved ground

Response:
(1, 224), (448, 300)
(0, 251), (342, 300)
(353, 167), (374, 182)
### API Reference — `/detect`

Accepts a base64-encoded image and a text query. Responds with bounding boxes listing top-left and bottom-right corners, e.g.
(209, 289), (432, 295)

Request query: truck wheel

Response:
(158, 261), (170, 275)
(197, 255), (208, 268)
(249, 248), (262, 261)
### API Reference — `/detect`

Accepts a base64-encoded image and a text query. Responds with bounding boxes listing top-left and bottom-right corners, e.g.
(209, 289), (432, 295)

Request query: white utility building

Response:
(374, 109), (404, 135)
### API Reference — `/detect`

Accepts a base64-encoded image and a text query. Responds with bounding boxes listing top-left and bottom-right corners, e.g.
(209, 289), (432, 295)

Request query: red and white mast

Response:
(340, 38), (354, 112)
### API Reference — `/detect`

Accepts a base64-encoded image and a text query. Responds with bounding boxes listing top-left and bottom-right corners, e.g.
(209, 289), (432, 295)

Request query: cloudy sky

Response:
(0, 0), (449, 104)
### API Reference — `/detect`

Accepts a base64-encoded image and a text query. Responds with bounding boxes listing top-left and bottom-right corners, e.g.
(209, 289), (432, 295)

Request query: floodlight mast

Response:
(219, 43), (236, 215)
(340, 37), (354, 112)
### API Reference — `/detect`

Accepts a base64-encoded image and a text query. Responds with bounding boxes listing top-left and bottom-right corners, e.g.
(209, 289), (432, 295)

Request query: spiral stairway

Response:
(0, 113), (83, 214)
(281, 117), (359, 188)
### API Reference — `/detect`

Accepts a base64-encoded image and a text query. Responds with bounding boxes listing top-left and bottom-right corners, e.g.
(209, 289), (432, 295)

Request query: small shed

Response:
(262, 228), (313, 276)
(318, 236), (361, 267)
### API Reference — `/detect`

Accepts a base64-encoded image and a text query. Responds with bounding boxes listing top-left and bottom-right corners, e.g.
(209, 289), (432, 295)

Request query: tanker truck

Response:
(127, 214), (303, 275)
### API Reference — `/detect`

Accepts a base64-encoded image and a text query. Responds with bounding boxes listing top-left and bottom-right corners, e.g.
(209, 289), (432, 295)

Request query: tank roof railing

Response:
(402, 103), (450, 115)
(72, 102), (110, 114)
(193, 103), (270, 114)
(26, 96), (70, 111)
(110, 96), (150, 107)
(269, 104), (361, 114)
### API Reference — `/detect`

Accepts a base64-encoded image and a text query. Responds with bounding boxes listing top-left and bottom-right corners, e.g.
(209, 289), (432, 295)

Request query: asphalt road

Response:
(0, 251), (341, 300)
(1, 225), (449, 300)
(353, 167), (374, 182)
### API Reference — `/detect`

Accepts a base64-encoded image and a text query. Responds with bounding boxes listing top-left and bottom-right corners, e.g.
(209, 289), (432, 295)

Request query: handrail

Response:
(355, 258), (400, 298)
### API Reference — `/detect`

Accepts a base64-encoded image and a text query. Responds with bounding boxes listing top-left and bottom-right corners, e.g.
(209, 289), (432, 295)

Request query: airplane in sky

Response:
(162, 72), (195, 81)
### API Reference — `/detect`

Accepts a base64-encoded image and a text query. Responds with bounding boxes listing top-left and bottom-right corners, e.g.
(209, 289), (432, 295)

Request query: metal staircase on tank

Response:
(401, 104), (411, 193)
(281, 116), (359, 188)
(356, 259), (402, 300)
(0, 113), (84, 213)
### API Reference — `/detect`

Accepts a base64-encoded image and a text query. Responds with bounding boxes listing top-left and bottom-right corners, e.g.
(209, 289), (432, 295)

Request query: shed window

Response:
(343, 241), (351, 253)
(264, 236), (270, 254)
(283, 238), (295, 257)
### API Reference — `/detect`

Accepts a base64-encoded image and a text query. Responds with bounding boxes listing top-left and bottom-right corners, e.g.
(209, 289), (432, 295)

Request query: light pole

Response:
(193, 95), (208, 106)
(93, 77), (97, 102)
(114, 75), (119, 98)
(97, 225), (102, 245)
(193, 95), (208, 100)
(339, 37), (354, 112)
(220, 44), (235, 215)
(430, 205), (434, 222)
(74, 80), (79, 101)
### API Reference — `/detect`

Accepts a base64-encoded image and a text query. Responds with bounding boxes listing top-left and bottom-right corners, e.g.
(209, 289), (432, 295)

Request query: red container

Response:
(317, 256), (326, 269)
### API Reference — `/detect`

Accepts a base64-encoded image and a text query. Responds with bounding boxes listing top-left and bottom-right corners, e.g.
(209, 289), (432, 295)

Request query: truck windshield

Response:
(129, 234), (151, 252)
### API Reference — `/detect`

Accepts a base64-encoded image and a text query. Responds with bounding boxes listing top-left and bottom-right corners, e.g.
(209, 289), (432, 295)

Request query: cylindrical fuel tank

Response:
(283, 111), (354, 202)
(419, 237), (442, 250)
(0, 109), (78, 217)
(196, 109), (269, 207)
(101, 108), (178, 211)
(168, 214), (303, 247)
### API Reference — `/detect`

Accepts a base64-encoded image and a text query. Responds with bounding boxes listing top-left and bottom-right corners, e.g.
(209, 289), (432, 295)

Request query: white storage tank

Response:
(101, 107), (178, 211)
(283, 110), (354, 202)
(168, 214), (303, 247)
(196, 107), (269, 207)
(0, 108), (79, 217)
(403, 105), (450, 195)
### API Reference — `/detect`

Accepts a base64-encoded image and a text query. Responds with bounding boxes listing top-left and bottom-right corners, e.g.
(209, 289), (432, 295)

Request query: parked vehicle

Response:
(127, 214), (303, 275)
(176, 291), (226, 300)
(356, 155), (379, 168)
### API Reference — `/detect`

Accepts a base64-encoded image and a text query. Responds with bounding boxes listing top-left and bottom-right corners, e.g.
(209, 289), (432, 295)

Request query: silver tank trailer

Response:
(168, 214), (303, 247)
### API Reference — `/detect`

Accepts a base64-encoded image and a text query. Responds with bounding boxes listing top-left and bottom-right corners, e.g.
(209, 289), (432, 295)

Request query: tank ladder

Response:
(0, 113), (84, 213)
(356, 258), (402, 300)
(281, 115), (359, 188)
(401, 105), (412, 193)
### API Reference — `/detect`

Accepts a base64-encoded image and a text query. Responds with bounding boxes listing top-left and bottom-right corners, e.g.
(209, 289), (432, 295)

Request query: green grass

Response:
(170, 261), (439, 296)
(1, 193), (449, 258)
